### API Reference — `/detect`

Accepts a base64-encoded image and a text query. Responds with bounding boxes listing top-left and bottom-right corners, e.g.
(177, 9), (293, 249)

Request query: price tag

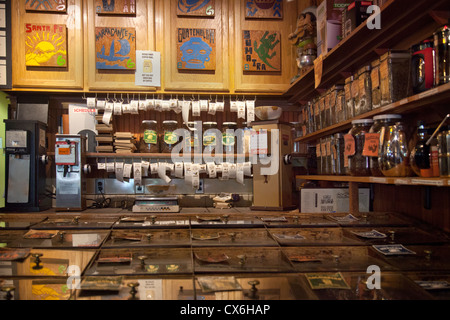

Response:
(314, 54), (323, 89)
(344, 134), (355, 156)
(362, 133), (380, 157)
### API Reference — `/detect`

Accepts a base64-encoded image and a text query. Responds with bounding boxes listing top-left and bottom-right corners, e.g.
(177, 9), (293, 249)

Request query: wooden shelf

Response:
(295, 81), (450, 143)
(284, 0), (449, 104)
(86, 153), (250, 159)
(296, 175), (450, 187)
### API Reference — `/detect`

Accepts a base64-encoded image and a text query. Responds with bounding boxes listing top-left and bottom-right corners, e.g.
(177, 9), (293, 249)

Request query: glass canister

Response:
(371, 58), (382, 109)
(330, 85), (344, 125)
(203, 121), (218, 153)
(345, 75), (355, 120)
(335, 87), (346, 123)
(346, 119), (374, 176)
(379, 121), (412, 177)
(306, 101), (314, 135)
(332, 133), (346, 175)
(369, 114), (403, 176)
(139, 120), (159, 153)
(322, 90), (331, 129)
(161, 120), (179, 153)
(313, 98), (321, 132)
(434, 25), (450, 86)
(316, 141), (322, 175)
(222, 122), (237, 154)
(356, 65), (372, 116)
(290, 122), (302, 153)
(379, 50), (411, 106)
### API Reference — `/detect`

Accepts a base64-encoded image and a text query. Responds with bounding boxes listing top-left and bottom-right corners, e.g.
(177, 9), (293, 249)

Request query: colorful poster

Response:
(177, 28), (216, 71)
(243, 30), (281, 72)
(245, 0), (283, 19)
(95, 0), (136, 15)
(25, 0), (67, 13)
(95, 27), (136, 70)
(25, 23), (67, 67)
(177, 0), (215, 17)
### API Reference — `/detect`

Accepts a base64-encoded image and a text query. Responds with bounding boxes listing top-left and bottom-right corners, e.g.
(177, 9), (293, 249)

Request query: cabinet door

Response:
(11, 0), (84, 89)
(158, 0), (230, 92)
(232, 0), (298, 93)
(85, 0), (156, 91)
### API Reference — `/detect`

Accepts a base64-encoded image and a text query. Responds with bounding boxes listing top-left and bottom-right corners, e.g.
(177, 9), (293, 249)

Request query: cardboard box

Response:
(317, 0), (354, 56)
(300, 188), (370, 213)
(342, 1), (373, 39)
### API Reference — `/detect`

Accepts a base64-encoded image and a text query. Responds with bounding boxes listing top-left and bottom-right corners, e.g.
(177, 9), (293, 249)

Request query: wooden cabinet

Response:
(85, 0), (156, 91)
(9, 0), (298, 94)
(11, 0), (84, 90)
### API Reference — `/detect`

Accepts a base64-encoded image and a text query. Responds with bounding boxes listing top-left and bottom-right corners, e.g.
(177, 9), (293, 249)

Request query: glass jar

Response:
(380, 50), (411, 106)
(324, 136), (332, 175)
(335, 87), (346, 123)
(345, 76), (355, 120)
(316, 141), (322, 175)
(347, 119), (374, 176)
(306, 101), (314, 135)
(203, 121), (218, 153)
(332, 133), (346, 175)
(434, 25), (450, 86)
(222, 122), (237, 154)
(321, 90), (331, 129)
(356, 65), (372, 116)
(371, 58), (382, 109)
(379, 121), (412, 177)
(330, 85), (343, 125)
(140, 120), (159, 153)
(313, 98), (321, 132)
(161, 120), (179, 153)
(369, 114), (403, 176)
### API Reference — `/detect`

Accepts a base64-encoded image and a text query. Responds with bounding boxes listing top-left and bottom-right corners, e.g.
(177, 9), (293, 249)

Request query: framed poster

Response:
(25, 23), (67, 67)
(245, 0), (283, 19)
(95, 27), (136, 70)
(243, 30), (281, 72)
(95, 0), (136, 15)
(177, 0), (215, 17)
(177, 28), (215, 71)
(25, 0), (67, 13)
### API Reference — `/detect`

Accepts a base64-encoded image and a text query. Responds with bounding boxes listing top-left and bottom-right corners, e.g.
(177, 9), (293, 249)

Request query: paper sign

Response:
(362, 133), (380, 157)
(136, 51), (161, 87)
(314, 54), (323, 89)
(344, 134), (355, 156)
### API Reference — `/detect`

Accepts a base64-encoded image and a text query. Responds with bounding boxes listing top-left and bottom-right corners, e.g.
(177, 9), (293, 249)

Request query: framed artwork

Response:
(243, 30), (281, 72)
(25, 0), (67, 13)
(95, 27), (136, 70)
(177, 0), (215, 17)
(25, 23), (67, 67)
(95, 0), (136, 15)
(177, 28), (216, 71)
(245, 0), (283, 19)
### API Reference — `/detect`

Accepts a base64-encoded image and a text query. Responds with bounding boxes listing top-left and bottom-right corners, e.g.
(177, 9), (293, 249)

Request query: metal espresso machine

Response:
(55, 134), (90, 211)
(4, 120), (50, 212)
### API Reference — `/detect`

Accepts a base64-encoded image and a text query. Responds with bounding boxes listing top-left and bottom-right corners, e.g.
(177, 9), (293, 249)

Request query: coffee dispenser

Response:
(411, 39), (435, 94)
(3, 120), (50, 212)
(250, 121), (296, 211)
(55, 134), (90, 211)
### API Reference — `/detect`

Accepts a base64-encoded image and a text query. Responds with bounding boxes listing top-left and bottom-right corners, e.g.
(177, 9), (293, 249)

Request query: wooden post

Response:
(349, 181), (359, 216)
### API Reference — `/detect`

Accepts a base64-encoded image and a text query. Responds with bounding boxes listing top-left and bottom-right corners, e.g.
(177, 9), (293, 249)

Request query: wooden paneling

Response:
(85, 0), (155, 91)
(158, 0), (230, 92)
(11, 0), (84, 89)
(232, 0), (298, 93)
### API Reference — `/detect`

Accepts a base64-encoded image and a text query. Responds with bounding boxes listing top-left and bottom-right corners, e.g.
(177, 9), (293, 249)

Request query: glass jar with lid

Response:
(371, 58), (382, 109)
(346, 119), (374, 176)
(356, 65), (372, 116)
(139, 120), (159, 153)
(332, 133), (346, 175)
(161, 120), (180, 153)
(380, 50), (411, 106)
(203, 121), (218, 153)
(369, 114), (403, 176)
(222, 122), (237, 154)
(313, 98), (321, 132)
(344, 75), (355, 120)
